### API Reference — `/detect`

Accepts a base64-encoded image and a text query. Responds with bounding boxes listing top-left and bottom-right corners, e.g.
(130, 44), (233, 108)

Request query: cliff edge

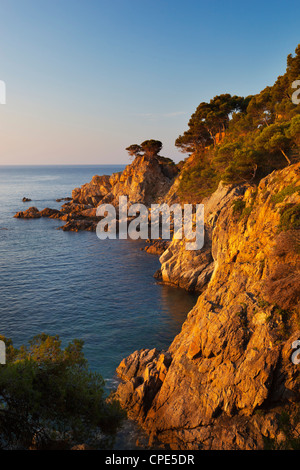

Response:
(115, 163), (300, 450)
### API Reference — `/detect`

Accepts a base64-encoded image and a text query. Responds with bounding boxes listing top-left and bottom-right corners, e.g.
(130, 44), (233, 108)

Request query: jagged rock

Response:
(159, 181), (250, 293)
(115, 349), (172, 421)
(70, 444), (94, 450)
(115, 162), (300, 450)
(143, 240), (170, 256)
(159, 239), (214, 293)
(72, 155), (178, 208)
(15, 155), (178, 232)
(14, 206), (41, 218)
(39, 208), (61, 218)
(22, 197), (31, 202)
(153, 269), (162, 280)
(79, 208), (97, 218)
(106, 155), (177, 207)
(60, 202), (93, 214)
(72, 174), (112, 206)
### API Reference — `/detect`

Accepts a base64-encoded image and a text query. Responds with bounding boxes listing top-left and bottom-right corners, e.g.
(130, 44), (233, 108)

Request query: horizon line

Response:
(0, 163), (128, 167)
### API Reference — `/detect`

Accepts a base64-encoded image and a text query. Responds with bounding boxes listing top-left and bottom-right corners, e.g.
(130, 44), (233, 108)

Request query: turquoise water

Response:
(0, 165), (197, 387)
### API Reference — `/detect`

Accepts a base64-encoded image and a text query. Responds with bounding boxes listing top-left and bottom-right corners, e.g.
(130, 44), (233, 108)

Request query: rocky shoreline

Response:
(14, 154), (179, 233)
(114, 163), (300, 450)
(13, 156), (300, 450)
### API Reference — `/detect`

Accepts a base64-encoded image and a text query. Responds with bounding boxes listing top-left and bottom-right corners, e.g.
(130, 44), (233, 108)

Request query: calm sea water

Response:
(0, 165), (197, 385)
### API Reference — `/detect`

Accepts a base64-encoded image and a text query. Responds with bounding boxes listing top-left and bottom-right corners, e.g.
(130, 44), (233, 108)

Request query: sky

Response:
(0, 0), (299, 165)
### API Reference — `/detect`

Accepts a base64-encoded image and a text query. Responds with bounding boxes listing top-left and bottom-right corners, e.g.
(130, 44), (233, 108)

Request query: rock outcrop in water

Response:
(72, 155), (178, 208)
(14, 155), (178, 232)
(115, 162), (300, 450)
(14, 206), (41, 219)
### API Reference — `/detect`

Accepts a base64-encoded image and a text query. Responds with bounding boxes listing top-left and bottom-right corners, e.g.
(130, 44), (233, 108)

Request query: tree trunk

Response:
(280, 148), (291, 165)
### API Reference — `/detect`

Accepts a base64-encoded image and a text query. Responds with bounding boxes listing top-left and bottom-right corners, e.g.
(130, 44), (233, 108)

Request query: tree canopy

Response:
(0, 334), (124, 450)
(176, 44), (300, 202)
(175, 94), (250, 152)
(125, 144), (142, 159)
(126, 139), (163, 159)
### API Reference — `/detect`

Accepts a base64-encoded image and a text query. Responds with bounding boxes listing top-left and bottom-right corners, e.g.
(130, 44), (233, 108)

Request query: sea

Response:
(0, 165), (197, 448)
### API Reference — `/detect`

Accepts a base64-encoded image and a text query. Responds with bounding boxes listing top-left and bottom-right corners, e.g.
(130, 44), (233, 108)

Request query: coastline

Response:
(12, 158), (300, 450)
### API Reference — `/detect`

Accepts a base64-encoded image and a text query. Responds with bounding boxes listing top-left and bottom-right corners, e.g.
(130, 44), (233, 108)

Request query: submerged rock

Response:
(55, 197), (72, 202)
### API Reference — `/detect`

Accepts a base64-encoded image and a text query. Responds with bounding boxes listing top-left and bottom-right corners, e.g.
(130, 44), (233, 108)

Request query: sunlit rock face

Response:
(14, 155), (179, 232)
(115, 163), (300, 450)
(72, 155), (178, 208)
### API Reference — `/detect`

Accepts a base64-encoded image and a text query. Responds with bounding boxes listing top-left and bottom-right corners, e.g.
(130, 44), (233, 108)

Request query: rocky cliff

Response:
(14, 155), (178, 232)
(115, 163), (300, 450)
(72, 155), (178, 207)
(13, 153), (300, 449)
(158, 181), (248, 293)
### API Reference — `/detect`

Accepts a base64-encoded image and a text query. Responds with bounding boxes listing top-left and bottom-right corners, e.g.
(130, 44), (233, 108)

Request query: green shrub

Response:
(232, 199), (246, 215)
(177, 158), (220, 202)
(271, 184), (300, 204)
(279, 204), (300, 231)
(0, 334), (124, 449)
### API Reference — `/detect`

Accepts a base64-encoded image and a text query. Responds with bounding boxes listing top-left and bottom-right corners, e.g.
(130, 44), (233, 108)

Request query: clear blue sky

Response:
(0, 0), (299, 165)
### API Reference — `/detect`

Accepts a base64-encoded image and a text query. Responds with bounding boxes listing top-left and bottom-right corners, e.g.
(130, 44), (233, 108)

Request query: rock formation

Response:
(14, 155), (178, 232)
(12, 153), (300, 450)
(142, 240), (170, 256)
(72, 155), (178, 208)
(115, 163), (300, 450)
(14, 206), (41, 218)
(159, 182), (249, 293)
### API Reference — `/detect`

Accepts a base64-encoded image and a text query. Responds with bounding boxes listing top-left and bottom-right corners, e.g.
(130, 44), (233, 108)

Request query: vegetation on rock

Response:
(175, 45), (300, 203)
(126, 139), (163, 159)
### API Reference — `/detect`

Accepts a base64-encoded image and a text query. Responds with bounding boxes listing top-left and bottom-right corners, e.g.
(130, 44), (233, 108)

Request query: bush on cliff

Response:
(0, 333), (124, 449)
